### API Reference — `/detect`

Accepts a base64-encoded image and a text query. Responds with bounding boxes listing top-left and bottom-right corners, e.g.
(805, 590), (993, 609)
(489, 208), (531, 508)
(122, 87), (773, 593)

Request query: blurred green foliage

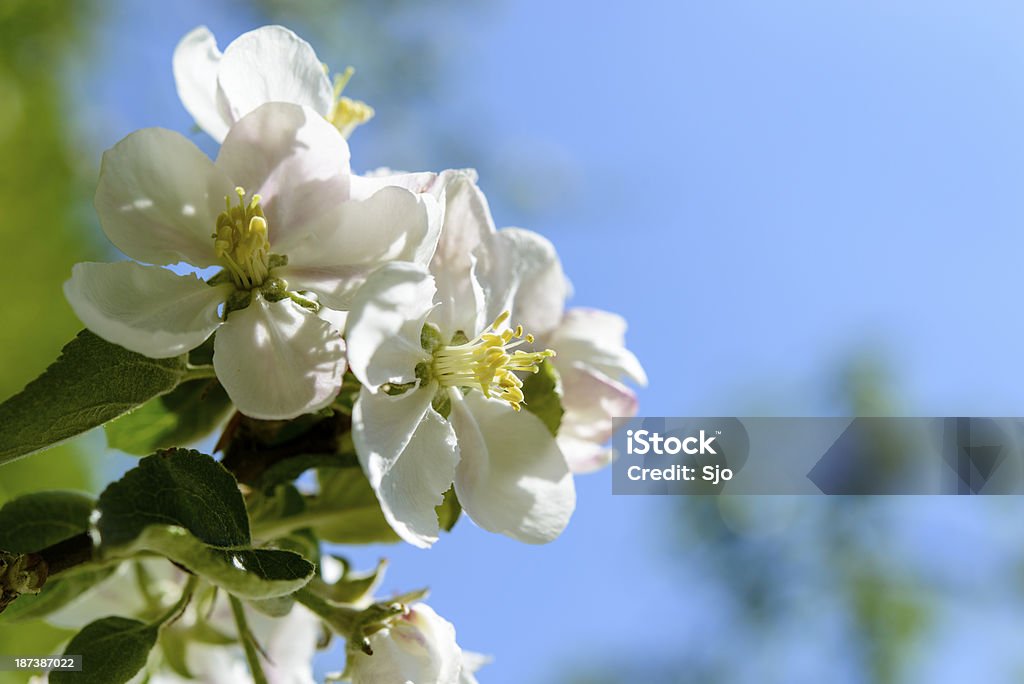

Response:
(0, 0), (100, 675)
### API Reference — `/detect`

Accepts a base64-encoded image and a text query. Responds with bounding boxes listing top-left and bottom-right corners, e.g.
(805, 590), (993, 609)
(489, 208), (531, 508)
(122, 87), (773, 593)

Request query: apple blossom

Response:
(346, 603), (481, 684)
(174, 25), (373, 142)
(64, 101), (439, 419)
(410, 170), (647, 473)
(345, 259), (575, 548)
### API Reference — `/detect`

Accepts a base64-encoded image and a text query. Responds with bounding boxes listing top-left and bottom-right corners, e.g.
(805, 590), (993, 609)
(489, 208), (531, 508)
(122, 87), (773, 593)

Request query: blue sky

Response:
(76, 1), (1024, 682)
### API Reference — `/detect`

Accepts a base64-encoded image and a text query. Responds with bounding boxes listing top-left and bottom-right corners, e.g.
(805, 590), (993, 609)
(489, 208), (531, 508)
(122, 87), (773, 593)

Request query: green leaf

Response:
(0, 331), (189, 466)
(247, 594), (295, 618)
(109, 526), (314, 600)
(159, 627), (194, 679)
(104, 379), (232, 456)
(308, 468), (399, 544)
(313, 557), (386, 604)
(50, 616), (158, 684)
(435, 486), (462, 532)
(96, 449), (249, 548)
(0, 567), (115, 623)
(522, 360), (564, 437)
(0, 491), (94, 553)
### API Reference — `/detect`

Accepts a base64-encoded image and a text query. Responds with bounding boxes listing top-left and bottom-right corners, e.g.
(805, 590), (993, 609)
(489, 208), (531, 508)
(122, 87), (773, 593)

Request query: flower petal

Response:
(216, 102), (351, 253)
(549, 308), (648, 385)
(349, 168), (451, 201)
(450, 391), (575, 544)
(353, 386), (458, 548)
(459, 651), (492, 684)
(430, 171), (496, 337)
(344, 262), (435, 389)
(172, 26), (229, 142)
(474, 227), (568, 336)
(214, 296), (345, 419)
(351, 604), (462, 684)
(216, 25), (334, 124)
(284, 186), (440, 310)
(95, 128), (234, 267)
(63, 261), (229, 358)
(557, 364), (639, 474)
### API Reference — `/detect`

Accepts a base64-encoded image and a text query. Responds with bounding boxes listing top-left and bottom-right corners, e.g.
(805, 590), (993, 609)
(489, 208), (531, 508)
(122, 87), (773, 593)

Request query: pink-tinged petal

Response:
(352, 386), (458, 548)
(557, 364), (639, 474)
(64, 261), (229, 358)
(549, 308), (647, 386)
(350, 604), (463, 684)
(95, 128), (233, 267)
(216, 25), (334, 124)
(450, 391), (575, 544)
(349, 168), (454, 201)
(172, 26), (229, 142)
(214, 296), (345, 419)
(216, 102), (351, 253)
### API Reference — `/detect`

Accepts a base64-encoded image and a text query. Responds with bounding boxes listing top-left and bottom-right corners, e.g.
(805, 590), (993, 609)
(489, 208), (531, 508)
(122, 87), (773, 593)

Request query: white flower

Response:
(173, 25), (373, 143)
(346, 259), (575, 548)
(407, 171), (647, 473)
(348, 604), (482, 684)
(65, 101), (439, 419)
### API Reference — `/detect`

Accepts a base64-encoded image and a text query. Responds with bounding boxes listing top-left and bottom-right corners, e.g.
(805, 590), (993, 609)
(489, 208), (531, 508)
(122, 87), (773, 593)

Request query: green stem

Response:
(295, 586), (359, 635)
(155, 574), (198, 627)
(230, 595), (269, 684)
(182, 365), (218, 382)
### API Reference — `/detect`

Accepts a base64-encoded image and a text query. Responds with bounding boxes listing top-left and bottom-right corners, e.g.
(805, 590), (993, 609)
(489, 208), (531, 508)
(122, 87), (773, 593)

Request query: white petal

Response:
(214, 296), (345, 419)
(473, 227), (568, 336)
(283, 186), (440, 309)
(353, 386), (458, 548)
(349, 168), (452, 200)
(459, 652), (492, 684)
(95, 128), (234, 267)
(549, 308), (648, 385)
(216, 25), (334, 124)
(344, 262), (435, 388)
(430, 171), (496, 336)
(450, 391), (575, 543)
(351, 604), (462, 684)
(557, 364), (639, 474)
(172, 26), (229, 142)
(64, 261), (229, 358)
(216, 102), (351, 253)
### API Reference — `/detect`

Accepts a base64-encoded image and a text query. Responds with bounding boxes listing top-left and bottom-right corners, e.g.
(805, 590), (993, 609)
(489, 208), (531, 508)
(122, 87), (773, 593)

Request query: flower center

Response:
(431, 311), (555, 411)
(214, 187), (271, 290)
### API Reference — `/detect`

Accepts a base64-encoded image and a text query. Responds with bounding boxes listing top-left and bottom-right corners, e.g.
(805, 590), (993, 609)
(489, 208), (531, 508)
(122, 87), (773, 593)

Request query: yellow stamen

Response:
(431, 311), (555, 411)
(326, 66), (375, 138)
(213, 187), (271, 290)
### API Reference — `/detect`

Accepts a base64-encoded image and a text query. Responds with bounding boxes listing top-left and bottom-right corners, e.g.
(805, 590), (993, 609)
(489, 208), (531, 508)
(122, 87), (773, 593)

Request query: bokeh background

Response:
(3, 0), (1024, 682)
